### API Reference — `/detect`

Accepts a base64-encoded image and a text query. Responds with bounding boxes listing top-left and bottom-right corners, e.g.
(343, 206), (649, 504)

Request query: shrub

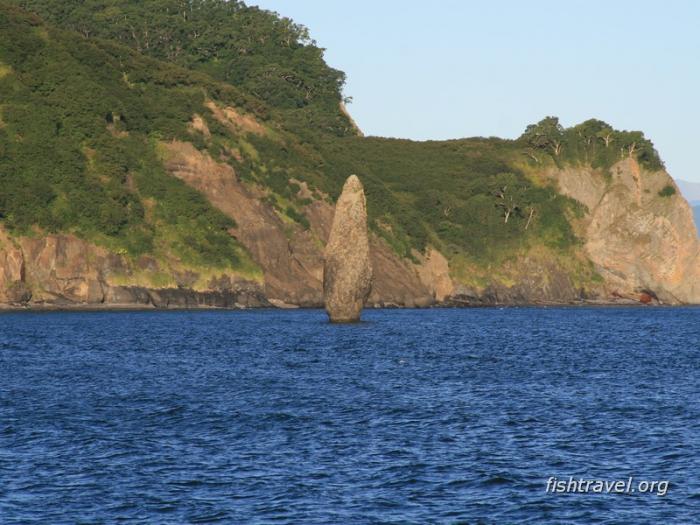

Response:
(658, 185), (676, 197)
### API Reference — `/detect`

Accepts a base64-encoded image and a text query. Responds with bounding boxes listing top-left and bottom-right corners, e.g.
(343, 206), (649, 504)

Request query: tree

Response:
(494, 186), (522, 224)
(521, 116), (565, 157)
(570, 119), (611, 147)
(597, 126), (615, 148)
(524, 205), (536, 230)
(616, 130), (645, 157)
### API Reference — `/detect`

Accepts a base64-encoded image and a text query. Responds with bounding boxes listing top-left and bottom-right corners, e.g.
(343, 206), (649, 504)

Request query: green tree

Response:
(521, 116), (565, 157)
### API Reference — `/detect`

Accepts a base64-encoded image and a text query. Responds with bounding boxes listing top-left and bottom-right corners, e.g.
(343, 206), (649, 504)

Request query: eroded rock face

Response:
(0, 224), (268, 309)
(164, 140), (324, 305)
(5, 133), (698, 308)
(164, 142), (432, 308)
(323, 175), (373, 322)
(415, 248), (454, 303)
(547, 158), (700, 304)
(0, 231), (29, 304)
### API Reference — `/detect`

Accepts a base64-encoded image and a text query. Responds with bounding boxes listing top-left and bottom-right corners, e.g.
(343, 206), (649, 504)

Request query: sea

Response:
(1, 307), (699, 524)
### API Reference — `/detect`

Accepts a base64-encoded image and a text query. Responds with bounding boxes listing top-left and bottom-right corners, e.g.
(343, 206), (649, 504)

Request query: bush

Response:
(658, 185), (676, 197)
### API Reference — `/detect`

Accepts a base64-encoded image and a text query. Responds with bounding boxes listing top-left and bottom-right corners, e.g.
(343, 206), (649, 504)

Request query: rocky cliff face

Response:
(323, 175), (373, 322)
(162, 140), (433, 308)
(1, 145), (698, 308)
(548, 158), (700, 304)
(0, 226), (267, 309)
(0, 140), (435, 309)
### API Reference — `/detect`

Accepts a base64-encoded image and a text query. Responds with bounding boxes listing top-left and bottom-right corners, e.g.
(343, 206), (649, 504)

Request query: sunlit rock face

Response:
(323, 175), (373, 322)
(548, 157), (700, 304)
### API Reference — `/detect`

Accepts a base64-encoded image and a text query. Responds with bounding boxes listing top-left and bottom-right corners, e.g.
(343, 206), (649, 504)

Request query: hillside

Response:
(9, 0), (355, 138)
(1, 1), (699, 307)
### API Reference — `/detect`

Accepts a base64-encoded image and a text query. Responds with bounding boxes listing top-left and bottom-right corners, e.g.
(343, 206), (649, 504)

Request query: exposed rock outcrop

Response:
(2, 145), (699, 309)
(0, 227), (267, 309)
(323, 175), (373, 322)
(547, 158), (700, 304)
(163, 140), (323, 305)
(448, 255), (584, 306)
(0, 231), (29, 304)
(415, 248), (454, 303)
(163, 140), (433, 308)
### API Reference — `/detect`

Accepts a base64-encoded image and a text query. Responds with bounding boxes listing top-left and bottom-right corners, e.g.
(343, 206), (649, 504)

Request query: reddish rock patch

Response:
(639, 292), (653, 304)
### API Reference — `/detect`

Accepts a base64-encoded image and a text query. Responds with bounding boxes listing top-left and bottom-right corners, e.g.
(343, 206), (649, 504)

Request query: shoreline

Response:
(0, 300), (693, 313)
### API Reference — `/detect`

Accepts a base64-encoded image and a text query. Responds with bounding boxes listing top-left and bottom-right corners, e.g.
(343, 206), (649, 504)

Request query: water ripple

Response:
(0, 307), (699, 523)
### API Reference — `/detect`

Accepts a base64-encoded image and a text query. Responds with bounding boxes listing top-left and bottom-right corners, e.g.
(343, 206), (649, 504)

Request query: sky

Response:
(252, 0), (699, 182)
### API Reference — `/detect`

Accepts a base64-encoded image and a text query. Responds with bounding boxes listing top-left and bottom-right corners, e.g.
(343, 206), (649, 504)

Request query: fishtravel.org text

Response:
(545, 477), (669, 496)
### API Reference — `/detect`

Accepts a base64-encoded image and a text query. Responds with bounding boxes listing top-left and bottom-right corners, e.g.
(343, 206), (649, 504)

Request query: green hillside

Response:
(10, 0), (354, 137)
(0, 4), (268, 274)
(0, 1), (666, 284)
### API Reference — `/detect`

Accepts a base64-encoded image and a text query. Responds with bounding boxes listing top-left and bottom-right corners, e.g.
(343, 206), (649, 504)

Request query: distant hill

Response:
(675, 179), (700, 202)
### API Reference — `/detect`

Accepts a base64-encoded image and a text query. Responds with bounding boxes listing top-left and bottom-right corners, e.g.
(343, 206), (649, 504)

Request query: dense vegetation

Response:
(0, 2), (668, 278)
(519, 116), (663, 172)
(10, 0), (354, 137)
(0, 4), (257, 270)
(314, 136), (580, 261)
(236, 116), (663, 262)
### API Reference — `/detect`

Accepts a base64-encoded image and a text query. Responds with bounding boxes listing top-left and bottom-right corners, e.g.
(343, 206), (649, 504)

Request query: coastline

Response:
(0, 299), (685, 312)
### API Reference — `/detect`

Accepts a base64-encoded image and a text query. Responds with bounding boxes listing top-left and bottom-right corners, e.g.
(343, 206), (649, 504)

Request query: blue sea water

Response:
(1, 307), (699, 524)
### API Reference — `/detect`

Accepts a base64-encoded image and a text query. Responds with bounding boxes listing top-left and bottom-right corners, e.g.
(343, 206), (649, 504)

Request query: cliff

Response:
(548, 159), (700, 304)
(2, 146), (697, 309)
(0, 3), (698, 308)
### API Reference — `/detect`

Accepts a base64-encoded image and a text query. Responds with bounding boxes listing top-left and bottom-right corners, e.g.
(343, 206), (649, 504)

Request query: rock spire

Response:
(323, 175), (373, 322)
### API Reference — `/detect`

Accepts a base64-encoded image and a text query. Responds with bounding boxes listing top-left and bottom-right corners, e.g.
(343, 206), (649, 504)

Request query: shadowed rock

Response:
(323, 175), (373, 322)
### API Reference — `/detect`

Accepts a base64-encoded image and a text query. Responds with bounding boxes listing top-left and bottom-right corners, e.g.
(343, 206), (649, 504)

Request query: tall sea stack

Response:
(323, 175), (373, 322)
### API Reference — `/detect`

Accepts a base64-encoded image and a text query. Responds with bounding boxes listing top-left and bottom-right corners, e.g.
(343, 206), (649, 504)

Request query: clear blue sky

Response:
(253, 0), (699, 182)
